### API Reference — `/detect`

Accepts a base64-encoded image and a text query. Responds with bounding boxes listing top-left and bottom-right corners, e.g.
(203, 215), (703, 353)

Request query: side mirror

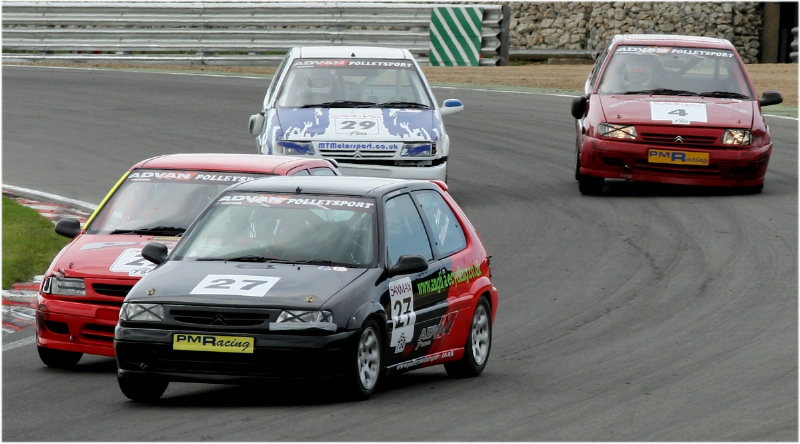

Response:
(389, 254), (429, 276)
(440, 99), (464, 116)
(571, 96), (588, 119)
(54, 218), (81, 239)
(249, 113), (266, 136)
(141, 242), (169, 265)
(758, 91), (783, 107)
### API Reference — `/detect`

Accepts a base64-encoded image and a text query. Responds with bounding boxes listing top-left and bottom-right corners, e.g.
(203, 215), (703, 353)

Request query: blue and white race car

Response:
(248, 46), (464, 182)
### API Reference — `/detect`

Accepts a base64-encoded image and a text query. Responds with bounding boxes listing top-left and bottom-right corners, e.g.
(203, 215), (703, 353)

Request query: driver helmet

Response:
(622, 61), (653, 85)
(304, 69), (333, 95)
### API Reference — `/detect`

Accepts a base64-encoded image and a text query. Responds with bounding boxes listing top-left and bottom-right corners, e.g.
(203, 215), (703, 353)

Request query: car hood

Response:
(274, 108), (439, 142)
(598, 95), (755, 127)
(126, 260), (368, 308)
(53, 234), (181, 279)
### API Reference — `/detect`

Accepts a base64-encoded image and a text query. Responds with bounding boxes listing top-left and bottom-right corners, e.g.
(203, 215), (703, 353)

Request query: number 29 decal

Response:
(335, 118), (379, 134)
(191, 275), (281, 297)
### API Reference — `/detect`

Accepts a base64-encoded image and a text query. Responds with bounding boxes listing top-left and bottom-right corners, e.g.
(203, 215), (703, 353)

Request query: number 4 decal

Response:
(650, 102), (708, 124)
(191, 275), (281, 297)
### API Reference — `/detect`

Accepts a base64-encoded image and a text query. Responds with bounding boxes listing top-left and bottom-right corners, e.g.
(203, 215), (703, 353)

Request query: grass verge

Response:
(2, 197), (69, 289)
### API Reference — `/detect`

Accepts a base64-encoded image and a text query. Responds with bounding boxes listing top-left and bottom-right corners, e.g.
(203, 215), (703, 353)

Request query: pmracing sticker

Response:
(190, 275), (281, 297)
(650, 102), (707, 125)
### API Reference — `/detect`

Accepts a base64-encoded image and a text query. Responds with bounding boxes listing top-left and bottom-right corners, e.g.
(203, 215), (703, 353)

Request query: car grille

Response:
(639, 131), (719, 147)
(92, 283), (133, 298)
(319, 149), (398, 159)
(167, 306), (280, 327)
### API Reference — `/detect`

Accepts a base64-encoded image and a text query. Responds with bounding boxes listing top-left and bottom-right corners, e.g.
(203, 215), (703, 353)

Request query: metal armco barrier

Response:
(2, 1), (510, 66)
(430, 6), (483, 66)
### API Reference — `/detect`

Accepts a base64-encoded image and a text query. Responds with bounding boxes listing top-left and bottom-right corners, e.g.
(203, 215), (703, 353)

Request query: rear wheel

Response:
(343, 319), (382, 401)
(37, 346), (82, 368)
(445, 298), (492, 378)
(117, 374), (169, 402)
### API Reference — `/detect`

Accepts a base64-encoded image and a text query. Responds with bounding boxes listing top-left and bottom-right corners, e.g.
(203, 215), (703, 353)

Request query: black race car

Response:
(114, 175), (499, 401)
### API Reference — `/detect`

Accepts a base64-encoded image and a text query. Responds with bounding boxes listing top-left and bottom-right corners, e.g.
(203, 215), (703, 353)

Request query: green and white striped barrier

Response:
(430, 6), (483, 66)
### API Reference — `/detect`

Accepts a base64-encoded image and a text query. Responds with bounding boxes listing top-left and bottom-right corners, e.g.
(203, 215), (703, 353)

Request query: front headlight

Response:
(275, 140), (314, 155)
(119, 303), (164, 322)
(400, 142), (434, 157)
(42, 276), (86, 296)
(276, 310), (333, 323)
(722, 129), (752, 145)
(598, 123), (638, 139)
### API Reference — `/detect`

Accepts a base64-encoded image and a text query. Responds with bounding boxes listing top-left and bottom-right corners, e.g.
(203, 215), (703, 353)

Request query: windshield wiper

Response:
(624, 89), (698, 96)
(109, 226), (186, 235)
(296, 258), (358, 267)
(224, 255), (293, 263)
(377, 101), (430, 109)
(699, 91), (750, 99)
(301, 100), (377, 108)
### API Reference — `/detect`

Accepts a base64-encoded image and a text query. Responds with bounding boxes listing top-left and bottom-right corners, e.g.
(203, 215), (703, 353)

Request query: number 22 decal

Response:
(191, 275), (281, 297)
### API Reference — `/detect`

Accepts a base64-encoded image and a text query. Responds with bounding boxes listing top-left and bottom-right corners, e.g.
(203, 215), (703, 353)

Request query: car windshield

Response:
(596, 46), (753, 98)
(275, 58), (434, 109)
(171, 192), (377, 267)
(86, 169), (269, 235)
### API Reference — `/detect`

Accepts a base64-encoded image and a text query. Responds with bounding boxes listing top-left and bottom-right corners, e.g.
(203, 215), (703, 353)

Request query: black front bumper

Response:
(115, 326), (357, 383)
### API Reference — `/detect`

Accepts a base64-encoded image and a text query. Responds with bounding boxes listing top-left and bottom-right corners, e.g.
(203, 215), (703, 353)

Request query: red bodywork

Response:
(574, 34), (779, 191)
(36, 153), (339, 358)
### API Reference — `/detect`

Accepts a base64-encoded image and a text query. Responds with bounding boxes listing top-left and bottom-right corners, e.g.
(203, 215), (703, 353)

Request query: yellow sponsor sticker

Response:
(648, 149), (709, 166)
(173, 333), (254, 354)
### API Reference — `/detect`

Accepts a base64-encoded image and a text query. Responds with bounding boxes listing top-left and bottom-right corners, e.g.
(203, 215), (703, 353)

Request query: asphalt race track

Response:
(2, 66), (797, 441)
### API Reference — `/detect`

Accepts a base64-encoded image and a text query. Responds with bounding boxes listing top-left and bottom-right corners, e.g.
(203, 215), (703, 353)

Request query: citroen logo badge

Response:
(674, 136), (684, 143)
(212, 314), (225, 325)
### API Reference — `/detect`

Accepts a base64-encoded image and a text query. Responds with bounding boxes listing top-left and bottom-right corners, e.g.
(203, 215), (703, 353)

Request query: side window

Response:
(384, 194), (433, 266)
(310, 167), (336, 176)
(413, 190), (466, 258)
(290, 169), (310, 176)
(265, 52), (291, 107)
(587, 43), (611, 93)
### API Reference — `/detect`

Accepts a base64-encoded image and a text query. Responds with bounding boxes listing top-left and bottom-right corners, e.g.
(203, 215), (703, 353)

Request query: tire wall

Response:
(507, 2), (765, 63)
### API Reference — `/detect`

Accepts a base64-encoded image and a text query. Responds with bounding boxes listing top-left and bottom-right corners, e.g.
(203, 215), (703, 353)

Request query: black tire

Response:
(445, 297), (492, 378)
(741, 184), (764, 194)
(578, 175), (604, 195)
(37, 346), (82, 368)
(343, 319), (382, 401)
(117, 374), (169, 402)
(575, 149), (582, 181)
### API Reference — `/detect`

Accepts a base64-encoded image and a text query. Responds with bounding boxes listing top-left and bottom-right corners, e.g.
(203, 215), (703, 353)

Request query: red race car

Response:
(35, 153), (339, 368)
(571, 34), (784, 195)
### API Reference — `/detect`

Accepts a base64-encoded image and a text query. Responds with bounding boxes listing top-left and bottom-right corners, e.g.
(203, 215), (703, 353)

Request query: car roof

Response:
(131, 153), (336, 174)
(231, 175), (429, 197)
(612, 34), (733, 50)
(295, 46), (412, 60)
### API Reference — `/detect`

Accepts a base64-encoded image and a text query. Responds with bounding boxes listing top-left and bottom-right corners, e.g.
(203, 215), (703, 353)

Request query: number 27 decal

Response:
(191, 275), (281, 297)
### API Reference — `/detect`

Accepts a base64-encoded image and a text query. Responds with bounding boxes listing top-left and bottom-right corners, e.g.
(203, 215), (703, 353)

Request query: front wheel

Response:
(578, 175), (604, 195)
(343, 319), (382, 401)
(37, 346), (82, 368)
(445, 297), (492, 378)
(117, 374), (169, 402)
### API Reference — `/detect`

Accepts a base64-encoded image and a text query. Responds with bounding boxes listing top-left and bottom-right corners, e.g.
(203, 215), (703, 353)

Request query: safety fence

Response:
(2, 1), (511, 66)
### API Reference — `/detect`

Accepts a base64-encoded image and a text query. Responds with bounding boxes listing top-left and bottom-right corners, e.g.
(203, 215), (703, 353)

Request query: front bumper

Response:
(114, 326), (358, 383)
(36, 295), (120, 357)
(336, 161), (447, 181)
(579, 138), (772, 187)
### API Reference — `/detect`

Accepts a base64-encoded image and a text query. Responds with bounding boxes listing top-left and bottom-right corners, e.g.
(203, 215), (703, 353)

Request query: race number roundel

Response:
(650, 102), (707, 125)
(190, 275), (281, 297)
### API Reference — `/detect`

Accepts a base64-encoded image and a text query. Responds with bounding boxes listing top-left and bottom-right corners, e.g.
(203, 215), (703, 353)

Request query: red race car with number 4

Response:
(36, 153), (339, 368)
(571, 34), (783, 195)
(114, 176), (499, 402)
